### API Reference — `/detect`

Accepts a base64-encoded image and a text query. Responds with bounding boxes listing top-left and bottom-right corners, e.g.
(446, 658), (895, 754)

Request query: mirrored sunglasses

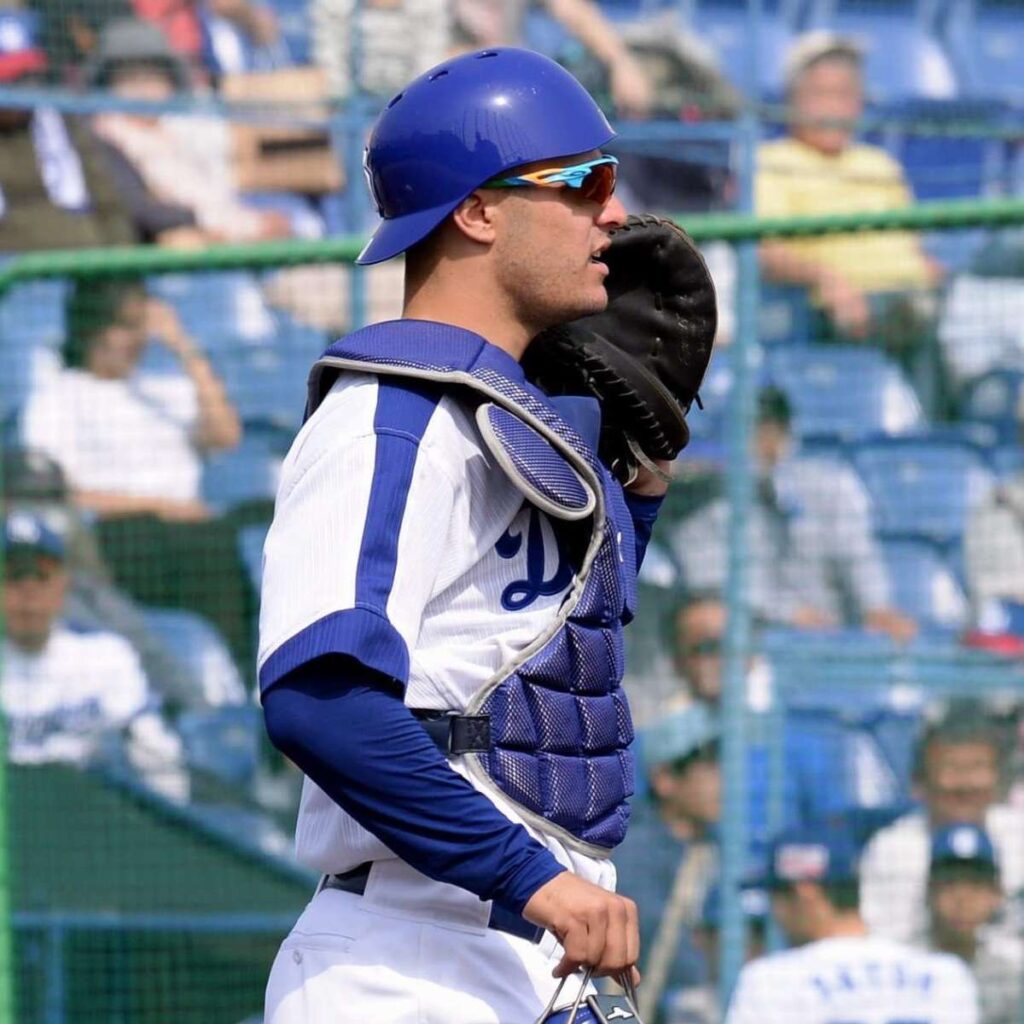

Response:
(483, 155), (619, 206)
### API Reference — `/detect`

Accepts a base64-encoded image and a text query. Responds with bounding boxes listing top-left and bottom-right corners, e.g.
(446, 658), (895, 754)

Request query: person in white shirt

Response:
(859, 705), (1024, 943)
(726, 824), (979, 1024)
(22, 274), (240, 519)
(927, 823), (1024, 1024)
(21, 275), (254, 671)
(669, 387), (919, 642)
(1, 511), (182, 793)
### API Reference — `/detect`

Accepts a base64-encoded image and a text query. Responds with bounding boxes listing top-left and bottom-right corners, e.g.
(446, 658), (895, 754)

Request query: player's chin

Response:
(579, 268), (612, 312)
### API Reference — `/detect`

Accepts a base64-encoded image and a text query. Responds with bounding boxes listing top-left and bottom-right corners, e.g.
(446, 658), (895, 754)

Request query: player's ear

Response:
(451, 190), (501, 248)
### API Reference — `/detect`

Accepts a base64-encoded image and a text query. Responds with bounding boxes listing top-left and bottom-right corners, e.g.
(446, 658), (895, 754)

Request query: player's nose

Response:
(598, 194), (628, 229)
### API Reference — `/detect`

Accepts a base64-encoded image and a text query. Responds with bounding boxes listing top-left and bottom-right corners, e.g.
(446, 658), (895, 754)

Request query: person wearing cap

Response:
(87, 17), (294, 247)
(615, 700), (858, 1019)
(860, 703), (1024, 944)
(0, 10), (133, 251)
(662, 881), (768, 1024)
(612, 704), (723, 1020)
(756, 32), (942, 375)
(726, 824), (979, 1024)
(669, 385), (918, 640)
(1, 445), (219, 713)
(1, 510), (182, 788)
(927, 823), (1024, 1024)
(256, 45), (673, 1022)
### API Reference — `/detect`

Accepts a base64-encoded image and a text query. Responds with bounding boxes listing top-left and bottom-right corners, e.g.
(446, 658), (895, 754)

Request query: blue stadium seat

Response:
(263, 0), (312, 65)
(880, 536), (970, 630)
(960, 368), (1024, 445)
(883, 99), (1009, 201)
(0, 279), (68, 420)
(176, 705), (261, 785)
(764, 344), (924, 443)
(141, 608), (248, 708)
(990, 444), (1024, 479)
(850, 435), (995, 545)
(238, 522), (270, 593)
(202, 421), (290, 510)
(147, 271), (276, 356)
(217, 315), (326, 426)
(692, 0), (799, 97)
(807, 0), (958, 101)
(759, 284), (814, 345)
(943, 0), (1024, 105)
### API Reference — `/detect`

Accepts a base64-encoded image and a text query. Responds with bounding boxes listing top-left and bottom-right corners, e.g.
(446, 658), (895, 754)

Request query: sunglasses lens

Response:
(579, 161), (616, 205)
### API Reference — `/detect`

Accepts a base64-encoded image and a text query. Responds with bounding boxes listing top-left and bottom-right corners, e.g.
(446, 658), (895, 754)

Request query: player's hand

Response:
(818, 270), (871, 338)
(145, 298), (192, 355)
(625, 458), (672, 497)
(522, 871), (640, 979)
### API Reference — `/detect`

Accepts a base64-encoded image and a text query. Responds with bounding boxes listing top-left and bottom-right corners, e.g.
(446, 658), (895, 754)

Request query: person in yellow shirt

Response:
(756, 32), (944, 380)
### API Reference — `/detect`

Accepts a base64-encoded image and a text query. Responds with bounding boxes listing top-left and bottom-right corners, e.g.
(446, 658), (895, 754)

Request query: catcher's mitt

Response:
(524, 214), (717, 485)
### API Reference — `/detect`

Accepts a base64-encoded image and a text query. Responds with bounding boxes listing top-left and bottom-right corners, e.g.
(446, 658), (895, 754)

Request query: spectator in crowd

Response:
(964, 469), (1024, 608)
(663, 881), (769, 1024)
(27, 0), (131, 84)
(19, 275), (255, 672)
(669, 387), (918, 641)
(30, 0), (279, 82)
(1, 446), (216, 712)
(311, 0), (455, 101)
(726, 824), (980, 1024)
(1, 511), (184, 794)
(668, 589), (910, 816)
(0, 10), (134, 252)
(860, 704), (1024, 943)
(312, 0), (655, 116)
(936, 240), (1024, 396)
(201, 0), (283, 75)
(614, 704), (722, 1016)
(927, 823), (1024, 1024)
(756, 33), (944, 401)
(454, 0), (655, 117)
(87, 18), (294, 247)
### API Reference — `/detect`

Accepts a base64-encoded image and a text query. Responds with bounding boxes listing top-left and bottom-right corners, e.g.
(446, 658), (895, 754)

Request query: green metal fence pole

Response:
(716, 107), (760, 1013)
(2, 195), (1024, 300)
(0, 456), (13, 1024)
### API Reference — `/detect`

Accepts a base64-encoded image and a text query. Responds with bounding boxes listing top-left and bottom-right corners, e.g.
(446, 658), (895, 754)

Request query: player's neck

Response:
(402, 289), (534, 363)
(932, 927), (978, 963)
(819, 913), (868, 941)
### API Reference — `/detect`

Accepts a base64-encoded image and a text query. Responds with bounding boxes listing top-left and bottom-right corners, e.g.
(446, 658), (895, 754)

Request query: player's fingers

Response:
(623, 897), (641, 968)
(593, 897), (634, 977)
(553, 916), (596, 979)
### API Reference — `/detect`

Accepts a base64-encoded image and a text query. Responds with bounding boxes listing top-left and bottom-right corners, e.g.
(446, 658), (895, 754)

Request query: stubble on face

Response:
(493, 192), (610, 334)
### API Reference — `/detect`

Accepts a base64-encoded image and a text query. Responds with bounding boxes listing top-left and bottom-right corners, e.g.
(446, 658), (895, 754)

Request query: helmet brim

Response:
(356, 197), (464, 266)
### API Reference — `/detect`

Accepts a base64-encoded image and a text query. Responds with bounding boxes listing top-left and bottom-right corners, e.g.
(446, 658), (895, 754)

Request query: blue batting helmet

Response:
(356, 47), (616, 266)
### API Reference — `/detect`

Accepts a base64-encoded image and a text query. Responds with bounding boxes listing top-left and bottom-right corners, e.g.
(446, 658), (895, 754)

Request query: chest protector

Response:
(308, 322), (638, 855)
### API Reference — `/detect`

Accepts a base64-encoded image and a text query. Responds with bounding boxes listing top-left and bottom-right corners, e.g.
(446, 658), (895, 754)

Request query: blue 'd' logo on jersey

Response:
(496, 508), (573, 611)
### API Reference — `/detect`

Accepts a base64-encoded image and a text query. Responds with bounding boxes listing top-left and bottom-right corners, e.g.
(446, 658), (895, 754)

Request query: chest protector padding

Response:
(309, 321), (638, 855)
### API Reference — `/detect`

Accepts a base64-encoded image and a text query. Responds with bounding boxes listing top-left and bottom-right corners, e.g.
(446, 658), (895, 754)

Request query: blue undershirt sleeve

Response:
(624, 491), (665, 569)
(262, 656), (565, 914)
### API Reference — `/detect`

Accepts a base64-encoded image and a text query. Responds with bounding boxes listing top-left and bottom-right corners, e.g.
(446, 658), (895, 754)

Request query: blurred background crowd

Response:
(0, 1), (1023, 1022)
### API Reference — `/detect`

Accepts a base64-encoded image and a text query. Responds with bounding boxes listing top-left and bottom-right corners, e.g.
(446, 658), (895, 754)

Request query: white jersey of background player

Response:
(2, 511), (183, 791)
(726, 827), (978, 1024)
